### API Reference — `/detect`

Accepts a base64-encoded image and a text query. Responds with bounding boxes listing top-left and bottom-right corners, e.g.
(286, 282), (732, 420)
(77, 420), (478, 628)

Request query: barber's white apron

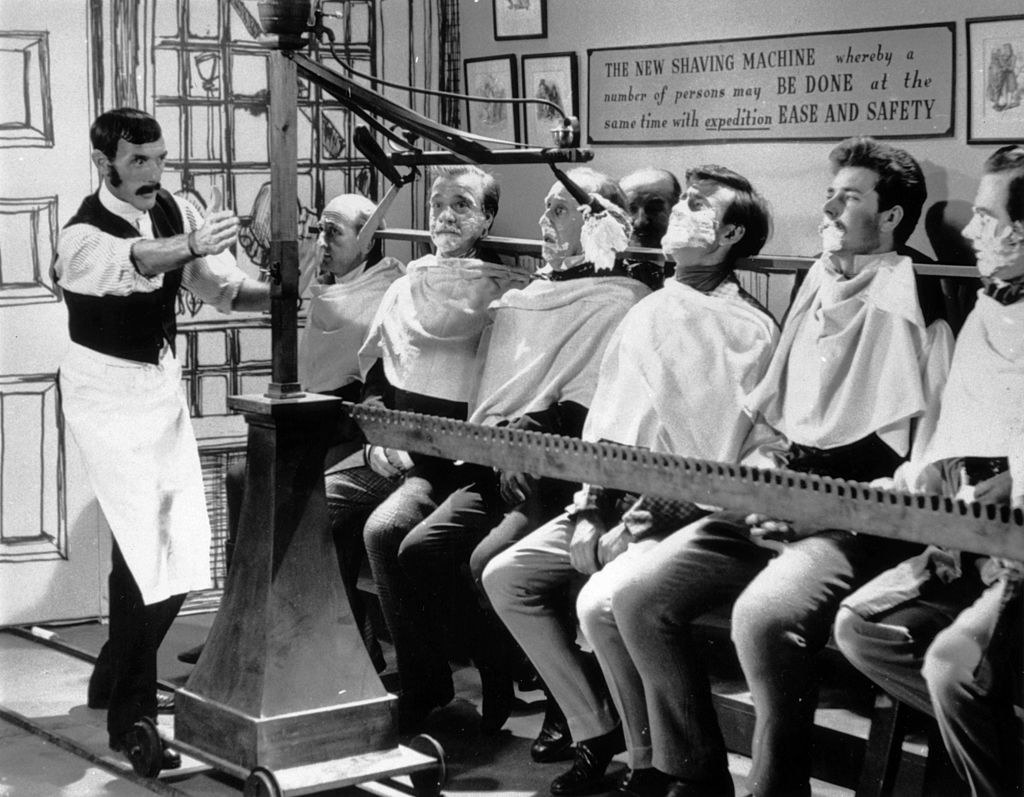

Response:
(60, 342), (212, 605)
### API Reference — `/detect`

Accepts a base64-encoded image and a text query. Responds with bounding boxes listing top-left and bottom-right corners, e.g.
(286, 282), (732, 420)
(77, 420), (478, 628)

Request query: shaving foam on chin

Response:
(819, 220), (845, 253)
(661, 207), (717, 257)
(964, 213), (1024, 279)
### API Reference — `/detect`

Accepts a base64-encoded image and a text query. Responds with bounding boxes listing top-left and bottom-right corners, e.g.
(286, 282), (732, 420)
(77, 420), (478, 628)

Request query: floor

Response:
(0, 614), (856, 797)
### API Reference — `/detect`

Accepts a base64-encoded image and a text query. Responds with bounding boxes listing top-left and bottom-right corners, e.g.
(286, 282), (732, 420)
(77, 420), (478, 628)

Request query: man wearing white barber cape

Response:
(54, 108), (269, 767)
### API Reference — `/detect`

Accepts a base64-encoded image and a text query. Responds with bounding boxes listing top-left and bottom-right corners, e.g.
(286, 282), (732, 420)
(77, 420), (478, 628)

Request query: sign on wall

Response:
(588, 23), (954, 144)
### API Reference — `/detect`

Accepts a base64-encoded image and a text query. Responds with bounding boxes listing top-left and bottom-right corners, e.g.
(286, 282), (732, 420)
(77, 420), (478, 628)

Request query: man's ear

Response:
(481, 212), (495, 236)
(720, 223), (745, 245)
(879, 205), (903, 234)
(91, 149), (110, 177)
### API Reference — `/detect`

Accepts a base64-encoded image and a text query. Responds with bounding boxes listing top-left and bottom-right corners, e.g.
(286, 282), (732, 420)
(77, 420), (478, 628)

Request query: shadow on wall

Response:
(925, 199), (980, 335)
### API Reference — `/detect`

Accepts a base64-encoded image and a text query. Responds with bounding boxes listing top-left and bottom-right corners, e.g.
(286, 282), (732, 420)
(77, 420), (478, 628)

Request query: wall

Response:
(458, 0), (1016, 261)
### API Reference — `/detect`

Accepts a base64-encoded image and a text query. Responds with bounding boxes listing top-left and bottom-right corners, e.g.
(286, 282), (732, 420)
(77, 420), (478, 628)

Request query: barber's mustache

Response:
(136, 183), (161, 196)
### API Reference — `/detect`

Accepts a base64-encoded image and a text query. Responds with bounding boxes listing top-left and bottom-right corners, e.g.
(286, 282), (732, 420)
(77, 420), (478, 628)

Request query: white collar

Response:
(99, 181), (148, 226)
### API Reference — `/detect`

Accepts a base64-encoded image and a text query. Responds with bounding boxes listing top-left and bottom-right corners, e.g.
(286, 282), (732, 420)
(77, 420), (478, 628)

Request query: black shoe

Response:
(663, 774), (734, 797)
(550, 725), (625, 796)
(531, 700), (573, 763)
(397, 681), (455, 734)
(110, 732), (182, 770)
(89, 690), (175, 713)
(177, 643), (205, 665)
(617, 768), (675, 797)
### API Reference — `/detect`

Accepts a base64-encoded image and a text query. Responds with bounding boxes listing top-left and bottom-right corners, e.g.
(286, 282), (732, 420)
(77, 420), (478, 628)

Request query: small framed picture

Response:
(464, 55), (519, 142)
(967, 15), (1024, 143)
(521, 52), (578, 146)
(493, 0), (547, 41)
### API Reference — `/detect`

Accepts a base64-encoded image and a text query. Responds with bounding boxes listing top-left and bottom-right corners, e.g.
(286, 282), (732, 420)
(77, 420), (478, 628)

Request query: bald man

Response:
(620, 168), (681, 290)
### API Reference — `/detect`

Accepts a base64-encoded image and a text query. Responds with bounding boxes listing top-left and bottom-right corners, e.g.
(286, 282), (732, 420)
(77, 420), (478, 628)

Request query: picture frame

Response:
(521, 52), (578, 146)
(464, 54), (520, 142)
(967, 15), (1024, 143)
(493, 0), (547, 41)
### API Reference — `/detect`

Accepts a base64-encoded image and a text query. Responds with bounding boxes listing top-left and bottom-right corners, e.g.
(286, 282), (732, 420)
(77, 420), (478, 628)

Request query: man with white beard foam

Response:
(483, 164), (775, 796)
(394, 167), (650, 738)
(835, 143), (1024, 797)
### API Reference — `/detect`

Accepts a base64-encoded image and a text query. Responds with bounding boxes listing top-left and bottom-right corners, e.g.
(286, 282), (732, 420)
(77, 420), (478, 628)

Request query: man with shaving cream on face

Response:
(556, 138), (950, 797)
(396, 167), (649, 738)
(484, 165), (777, 796)
(355, 165), (532, 730)
(835, 144), (1024, 797)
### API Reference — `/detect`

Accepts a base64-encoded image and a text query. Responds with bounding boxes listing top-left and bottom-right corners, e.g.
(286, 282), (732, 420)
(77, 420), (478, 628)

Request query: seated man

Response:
(483, 164), (775, 796)
(185, 193), (405, 672)
(619, 167), (681, 289)
(397, 167), (649, 735)
(300, 193), (406, 668)
(835, 143), (1024, 797)
(356, 165), (531, 728)
(576, 137), (952, 797)
(575, 165), (780, 796)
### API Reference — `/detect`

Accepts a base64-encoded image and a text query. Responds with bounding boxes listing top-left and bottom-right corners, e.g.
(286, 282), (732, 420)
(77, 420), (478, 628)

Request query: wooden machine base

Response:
(171, 393), (405, 783)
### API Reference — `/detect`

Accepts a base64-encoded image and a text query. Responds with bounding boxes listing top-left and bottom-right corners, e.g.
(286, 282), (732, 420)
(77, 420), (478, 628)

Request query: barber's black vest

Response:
(61, 190), (184, 364)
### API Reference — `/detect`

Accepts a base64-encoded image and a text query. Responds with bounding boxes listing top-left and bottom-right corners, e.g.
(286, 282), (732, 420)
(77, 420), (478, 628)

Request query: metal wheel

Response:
(407, 733), (446, 795)
(128, 717), (164, 778)
(243, 767), (283, 797)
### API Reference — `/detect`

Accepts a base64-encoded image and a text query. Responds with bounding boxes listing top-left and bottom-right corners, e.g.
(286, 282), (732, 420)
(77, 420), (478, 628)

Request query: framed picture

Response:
(464, 55), (519, 142)
(493, 0), (547, 41)
(521, 52), (578, 146)
(967, 15), (1024, 143)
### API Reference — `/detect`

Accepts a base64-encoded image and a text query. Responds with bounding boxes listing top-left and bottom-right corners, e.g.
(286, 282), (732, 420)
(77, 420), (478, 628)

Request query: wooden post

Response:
(174, 18), (398, 776)
(266, 49), (301, 398)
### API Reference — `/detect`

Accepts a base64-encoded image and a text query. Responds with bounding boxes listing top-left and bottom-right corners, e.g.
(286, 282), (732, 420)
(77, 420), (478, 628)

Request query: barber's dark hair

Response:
(685, 164), (771, 265)
(983, 144), (1024, 223)
(828, 136), (926, 246)
(430, 164), (500, 220)
(565, 166), (628, 209)
(90, 108), (163, 160)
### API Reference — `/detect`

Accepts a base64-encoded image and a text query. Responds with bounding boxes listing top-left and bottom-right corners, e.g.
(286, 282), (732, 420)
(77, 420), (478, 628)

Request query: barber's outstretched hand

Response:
(192, 187), (239, 256)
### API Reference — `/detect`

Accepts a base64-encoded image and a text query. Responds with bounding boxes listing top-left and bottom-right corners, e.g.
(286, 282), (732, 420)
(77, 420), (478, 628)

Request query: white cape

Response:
(299, 257), (404, 393)
(359, 254), (531, 403)
(745, 252), (948, 456)
(583, 279), (778, 462)
(470, 276), (649, 425)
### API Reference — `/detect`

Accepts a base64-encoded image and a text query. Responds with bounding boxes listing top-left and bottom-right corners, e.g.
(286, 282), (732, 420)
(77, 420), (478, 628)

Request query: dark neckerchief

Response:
(983, 278), (1024, 306)
(540, 261), (630, 281)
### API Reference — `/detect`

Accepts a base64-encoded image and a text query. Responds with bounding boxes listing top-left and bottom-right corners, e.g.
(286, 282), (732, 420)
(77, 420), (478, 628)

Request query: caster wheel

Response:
(407, 733), (446, 795)
(128, 717), (163, 778)
(244, 767), (283, 797)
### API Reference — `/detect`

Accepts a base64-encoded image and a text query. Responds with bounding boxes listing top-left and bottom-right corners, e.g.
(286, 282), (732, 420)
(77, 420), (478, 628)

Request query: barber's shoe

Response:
(549, 725), (625, 796)
(110, 732), (182, 770)
(531, 699), (573, 763)
(397, 681), (455, 734)
(663, 773), (735, 797)
(617, 768), (675, 797)
(176, 643), (205, 665)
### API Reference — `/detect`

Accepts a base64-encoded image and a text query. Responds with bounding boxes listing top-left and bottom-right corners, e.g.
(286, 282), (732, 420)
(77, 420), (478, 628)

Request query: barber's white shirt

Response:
(54, 183), (244, 311)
